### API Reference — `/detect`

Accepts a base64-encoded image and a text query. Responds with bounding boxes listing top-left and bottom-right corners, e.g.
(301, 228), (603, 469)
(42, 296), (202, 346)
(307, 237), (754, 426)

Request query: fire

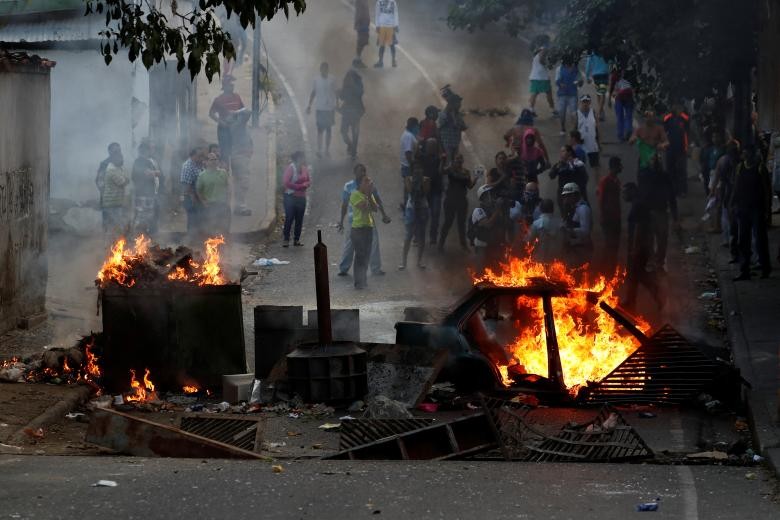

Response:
(84, 340), (101, 379)
(166, 236), (226, 286)
(474, 255), (650, 394)
(97, 235), (151, 287)
(124, 368), (158, 403)
(182, 385), (199, 394)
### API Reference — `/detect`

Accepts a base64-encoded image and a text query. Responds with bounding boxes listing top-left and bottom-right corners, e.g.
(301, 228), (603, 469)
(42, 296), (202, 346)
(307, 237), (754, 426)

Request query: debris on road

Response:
(252, 258), (290, 266)
(687, 451), (729, 460)
(92, 480), (118, 488)
(636, 501), (659, 512)
(365, 395), (413, 419)
(271, 464), (284, 473)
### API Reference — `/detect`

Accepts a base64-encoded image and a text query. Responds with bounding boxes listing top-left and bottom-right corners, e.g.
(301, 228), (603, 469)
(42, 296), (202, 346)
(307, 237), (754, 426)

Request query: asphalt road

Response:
(2, 455), (778, 519)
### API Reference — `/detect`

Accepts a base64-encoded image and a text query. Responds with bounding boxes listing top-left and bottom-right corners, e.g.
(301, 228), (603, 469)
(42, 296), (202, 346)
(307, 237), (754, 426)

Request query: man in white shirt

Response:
(399, 117), (419, 208)
(374, 0), (399, 68)
(527, 198), (561, 262)
(561, 182), (592, 267)
(528, 46), (557, 117)
(306, 62), (338, 157)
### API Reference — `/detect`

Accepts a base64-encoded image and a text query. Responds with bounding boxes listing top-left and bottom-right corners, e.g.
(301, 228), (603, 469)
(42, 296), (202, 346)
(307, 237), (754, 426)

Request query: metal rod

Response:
(313, 230), (333, 345)
(542, 295), (566, 394)
(599, 301), (650, 344)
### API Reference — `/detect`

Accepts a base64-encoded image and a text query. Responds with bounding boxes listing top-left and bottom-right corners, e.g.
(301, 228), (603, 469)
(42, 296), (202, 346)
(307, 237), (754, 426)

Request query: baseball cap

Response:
(580, 94), (592, 102)
(561, 182), (580, 195)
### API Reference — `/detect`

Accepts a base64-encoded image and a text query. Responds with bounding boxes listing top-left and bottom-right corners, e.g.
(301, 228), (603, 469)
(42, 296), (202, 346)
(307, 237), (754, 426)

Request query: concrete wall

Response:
(0, 67), (51, 334)
(757, 0), (780, 132)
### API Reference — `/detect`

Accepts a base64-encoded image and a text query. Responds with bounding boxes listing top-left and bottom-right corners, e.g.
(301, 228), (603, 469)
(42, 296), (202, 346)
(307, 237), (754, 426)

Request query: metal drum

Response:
(286, 341), (367, 403)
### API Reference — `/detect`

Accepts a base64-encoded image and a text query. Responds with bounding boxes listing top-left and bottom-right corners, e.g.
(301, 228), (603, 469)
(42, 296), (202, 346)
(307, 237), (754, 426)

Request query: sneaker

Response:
(337, 271), (349, 276)
(293, 241), (304, 247)
(234, 206), (252, 216)
(282, 240), (290, 248)
(417, 262), (426, 270)
(392, 59), (397, 68)
(733, 273), (751, 281)
(373, 61), (384, 68)
(559, 130), (566, 136)
(352, 58), (367, 69)
(398, 264), (406, 271)
(372, 270), (386, 276)
(552, 110), (560, 117)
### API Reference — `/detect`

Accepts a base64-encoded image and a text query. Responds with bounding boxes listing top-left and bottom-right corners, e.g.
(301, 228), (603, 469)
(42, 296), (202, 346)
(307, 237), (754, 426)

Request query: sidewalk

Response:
(709, 216), (780, 474)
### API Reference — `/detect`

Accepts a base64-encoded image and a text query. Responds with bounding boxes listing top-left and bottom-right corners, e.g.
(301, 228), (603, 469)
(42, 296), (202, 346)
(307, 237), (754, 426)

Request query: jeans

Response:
(351, 226), (373, 288)
(614, 99), (634, 141)
(650, 209), (669, 268)
(737, 208), (771, 275)
(183, 196), (202, 237)
(340, 115), (361, 157)
(667, 152), (688, 196)
(338, 225), (381, 274)
(217, 124), (233, 158)
(557, 95), (577, 131)
(439, 197), (468, 246)
(428, 191), (442, 243)
(283, 193), (306, 241)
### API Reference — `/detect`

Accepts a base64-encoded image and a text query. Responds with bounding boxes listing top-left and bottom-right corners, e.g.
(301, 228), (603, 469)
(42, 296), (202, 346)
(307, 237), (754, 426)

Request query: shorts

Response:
(316, 110), (335, 130)
(587, 152), (600, 168)
(377, 26), (395, 46)
(529, 79), (552, 95)
(356, 28), (369, 47)
(592, 74), (609, 95)
(557, 95), (577, 114)
(404, 205), (428, 241)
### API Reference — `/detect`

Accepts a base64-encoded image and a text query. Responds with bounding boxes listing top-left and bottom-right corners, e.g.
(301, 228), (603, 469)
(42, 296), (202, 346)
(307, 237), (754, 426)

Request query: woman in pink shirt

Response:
(282, 151), (311, 247)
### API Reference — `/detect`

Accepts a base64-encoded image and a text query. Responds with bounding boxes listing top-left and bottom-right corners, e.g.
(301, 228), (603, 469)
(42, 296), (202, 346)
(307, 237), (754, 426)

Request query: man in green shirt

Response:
(349, 175), (377, 289)
(196, 153), (231, 235)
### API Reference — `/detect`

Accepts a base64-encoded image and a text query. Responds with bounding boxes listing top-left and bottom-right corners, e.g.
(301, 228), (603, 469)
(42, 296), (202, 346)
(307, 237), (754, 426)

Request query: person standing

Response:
(437, 87), (467, 164)
(549, 145), (588, 214)
(180, 146), (206, 239)
(418, 105), (440, 142)
(399, 117), (419, 207)
(585, 51), (609, 121)
(337, 164), (390, 277)
(576, 95), (601, 175)
(101, 150), (129, 239)
(196, 152), (231, 236)
(561, 182), (593, 267)
(421, 138), (443, 245)
(638, 154), (678, 272)
(97, 142), (122, 211)
(555, 57), (583, 135)
(306, 62), (338, 158)
(282, 151), (311, 247)
(629, 112), (669, 170)
(350, 175), (379, 289)
(597, 156), (623, 273)
(622, 182), (664, 310)
(338, 69), (365, 159)
(471, 170), (510, 271)
(611, 70), (635, 142)
(439, 154), (478, 251)
(229, 108), (253, 216)
(663, 105), (691, 197)
(519, 129), (547, 183)
(209, 75), (244, 159)
(374, 0), (399, 68)
(400, 152), (430, 270)
(710, 141), (739, 252)
(730, 146), (772, 280)
(528, 46), (557, 117)
(527, 198), (561, 262)
(131, 141), (161, 236)
(353, 0), (371, 68)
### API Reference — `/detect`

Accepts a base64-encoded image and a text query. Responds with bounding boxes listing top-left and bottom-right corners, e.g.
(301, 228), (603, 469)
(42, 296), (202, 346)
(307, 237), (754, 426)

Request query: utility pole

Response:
(251, 20), (262, 128)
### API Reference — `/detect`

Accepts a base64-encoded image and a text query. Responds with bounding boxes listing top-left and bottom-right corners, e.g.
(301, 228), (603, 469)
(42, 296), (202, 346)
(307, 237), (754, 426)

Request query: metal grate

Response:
(582, 325), (724, 404)
(339, 418), (435, 450)
(178, 414), (265, 453)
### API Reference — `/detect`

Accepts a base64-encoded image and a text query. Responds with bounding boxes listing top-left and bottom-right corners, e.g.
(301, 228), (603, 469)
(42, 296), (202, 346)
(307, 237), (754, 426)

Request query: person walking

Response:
(504, 109), (550, 164)
(585, 51), (609, 121)
(437, 86), (467, 164)
(611, 70), (635, 142)
(209, 75), (244, 159)
(597, 156), (623, 273)
(519, 128), (548, 183)
(638, 154), (678, 272)
(180, 145), (206, 239)
(350, 175), (379, 289)
(131, 141), (161, 236)
(730, 145), (772, 280)
(400, 151), (430, 270)
(353, 0), (370, 68)
(420, 138), (444, 245)
(399, 117), (419, 207)
(555, 56), (582, 135)
(337, 164), (390, 277)
(306, 62), (338, 158)
(528, 45), (557, 117)
(101, 150), (129, 240)
(622, 182), (664, 311)
(339, 69), (365, 159)
(374, 0), (399, 68)
(576, 95), (601, 175)
(663, 104), (691, 197)
(229, 108), (253, 216)
(282, 151), (311, 247)
(439, 154), (478, 251)
(710, 141), (740, 254)
(196, 152), (231, 236)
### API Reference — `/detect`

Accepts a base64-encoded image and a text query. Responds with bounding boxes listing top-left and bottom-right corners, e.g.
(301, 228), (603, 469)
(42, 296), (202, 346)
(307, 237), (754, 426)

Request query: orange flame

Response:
(166, 236), (225, 286)
(474, 255), (650, 394)
(97, 235), (151, 287)
(124, 368), (158, 403)
(62, 357), (71, 373)
(182, 385), (199, 394)
(84, 340), (101, 379)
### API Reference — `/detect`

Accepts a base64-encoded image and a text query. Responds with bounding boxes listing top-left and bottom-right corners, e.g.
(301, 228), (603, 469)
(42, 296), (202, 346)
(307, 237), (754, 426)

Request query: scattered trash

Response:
(113, 395), (124, 406)
(365, 395), (413, 419)
(753, 454), (765, 463)
(249, 379), (263, 404)
(734, 419), (749, 431)
(265, 441), (287, 449)
(0, 443), (22, 454)
(286, 431), (301, 437)
(215, 402), (230, 412)
(510, 393), (540, 407)
(638, 412), (657, 419)
(92, 480), (118, 487)
(319, 423), (341, 431)
(347, 400), (365, 412)
(253, 258), (290, 266)
(704, 399), (721, 411)
(23, 427), (44, 439)
(339, 416), (356, 421)
(66, 412), (86, 419)
(745, 472), (757, 480)
(311, 443), (324, 449)
(636, 502), (659, 512)
(698, 292), (718, 300)
(686, 451), (728, 460)
(417, 403), (439, 413)
(288, 413), (300, 419)
(684, 246), (701, 255)
(271, 464), (284, 473)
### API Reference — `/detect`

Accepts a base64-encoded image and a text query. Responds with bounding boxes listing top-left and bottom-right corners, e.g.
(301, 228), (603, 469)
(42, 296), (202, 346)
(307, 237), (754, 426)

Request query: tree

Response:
(86, 0), (306, 81)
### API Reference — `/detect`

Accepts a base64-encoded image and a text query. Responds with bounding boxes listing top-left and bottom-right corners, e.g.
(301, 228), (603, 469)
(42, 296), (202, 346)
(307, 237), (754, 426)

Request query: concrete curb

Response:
(8, 384), (92, 446)
(709, 235), (780, 478)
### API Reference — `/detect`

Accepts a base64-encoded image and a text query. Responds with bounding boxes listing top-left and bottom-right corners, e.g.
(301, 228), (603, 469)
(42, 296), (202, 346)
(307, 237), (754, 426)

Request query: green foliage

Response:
(85, 0), (306, 81)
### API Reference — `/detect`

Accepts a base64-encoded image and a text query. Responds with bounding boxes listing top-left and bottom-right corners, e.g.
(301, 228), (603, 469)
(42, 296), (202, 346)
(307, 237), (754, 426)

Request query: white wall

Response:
(40, 48), (149, 202)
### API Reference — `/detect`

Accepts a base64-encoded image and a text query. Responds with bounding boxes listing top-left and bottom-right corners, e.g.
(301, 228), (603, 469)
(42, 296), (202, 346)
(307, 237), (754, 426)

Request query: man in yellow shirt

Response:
(349, 175), (378, 289)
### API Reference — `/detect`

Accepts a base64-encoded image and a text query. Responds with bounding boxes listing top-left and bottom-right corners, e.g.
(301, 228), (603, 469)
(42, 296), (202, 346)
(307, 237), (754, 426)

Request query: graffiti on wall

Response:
(0, 167), (35, 222)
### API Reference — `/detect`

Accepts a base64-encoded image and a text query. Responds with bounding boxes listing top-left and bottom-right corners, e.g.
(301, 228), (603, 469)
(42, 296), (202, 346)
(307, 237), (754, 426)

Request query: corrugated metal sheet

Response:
(0, 12), (109, 43)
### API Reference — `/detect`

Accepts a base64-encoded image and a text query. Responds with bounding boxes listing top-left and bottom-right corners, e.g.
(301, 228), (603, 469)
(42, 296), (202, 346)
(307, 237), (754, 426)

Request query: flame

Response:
(62, 357), (71, 373)
(124, 368), (158, 403)
(166, 236), (225, 286)
(84, 340), (101, 379)
(96, 235), (151, 287)
(474, 254), (650, 394)
(182, 385), (199, 394)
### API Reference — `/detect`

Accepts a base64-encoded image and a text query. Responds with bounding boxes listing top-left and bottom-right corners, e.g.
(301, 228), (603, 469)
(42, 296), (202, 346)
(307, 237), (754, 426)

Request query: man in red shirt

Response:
(209, 75), (245, 159)
(597, 156), (622, 274)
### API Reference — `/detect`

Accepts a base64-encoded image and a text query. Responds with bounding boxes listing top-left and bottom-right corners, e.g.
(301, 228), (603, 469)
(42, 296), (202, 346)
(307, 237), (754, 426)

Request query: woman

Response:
(400, 150), (430, 270)
(519, 129), (548, 183)
(350, 174), (378, 289)
(339, 69), (365, 159)
(282, 151), (311, 247)
(504, 109), (549, 164)
(195, 152), (231, 236)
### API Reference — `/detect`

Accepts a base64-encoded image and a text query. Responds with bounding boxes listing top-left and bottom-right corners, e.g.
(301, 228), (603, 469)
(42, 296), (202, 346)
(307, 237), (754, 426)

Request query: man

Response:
(597, 156), (622, 273)
(528, 46), (557, 117)
(555, 57), (582, 135)
(101, 149), (129, 239)
(131, 141), (161, 236)
(337, 164), (390, 277)
(527, 198), (560, 262)
(399, 117), (419, 207)
(353, 0), (371, 68)
(629, 111), (669, 170)
(611, 69), (635, 141)
(439, 154), (477, 251)
(471, 170), (509, 271)
(209, 75), (244, 159)
(180, 146), (206, 238)
(196, 152), (231, 236)
(230, 108), (253, 216)
(518, 181), (542, 226)
(585, 52), (609, 121)
(710, 141), (739, 254)
(638, 154), (678, 271)
(421, 138), (444, 245)
(730, 146), (772, 280)
(549, 145), (588, 214)
(576, 95), (601, 174)
(622, 182), (664, 310)
(350, 175), (379, 289)
(306, 62), (338, 158)
(400, 150), (430, 270)
(663, 105), (691, 197)
(339, 69), (365, 159)
(374, 0), (399, 68)
(437, 86), (467, 164)
(97, 142), (122, 209)
(561, 182), (592, 267)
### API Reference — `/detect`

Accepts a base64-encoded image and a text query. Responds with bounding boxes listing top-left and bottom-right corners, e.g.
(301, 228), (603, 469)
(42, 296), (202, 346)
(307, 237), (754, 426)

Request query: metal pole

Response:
(251, 20), (262, 128)
(313, 230), (333, 345)
(542, 295), (566, 394)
